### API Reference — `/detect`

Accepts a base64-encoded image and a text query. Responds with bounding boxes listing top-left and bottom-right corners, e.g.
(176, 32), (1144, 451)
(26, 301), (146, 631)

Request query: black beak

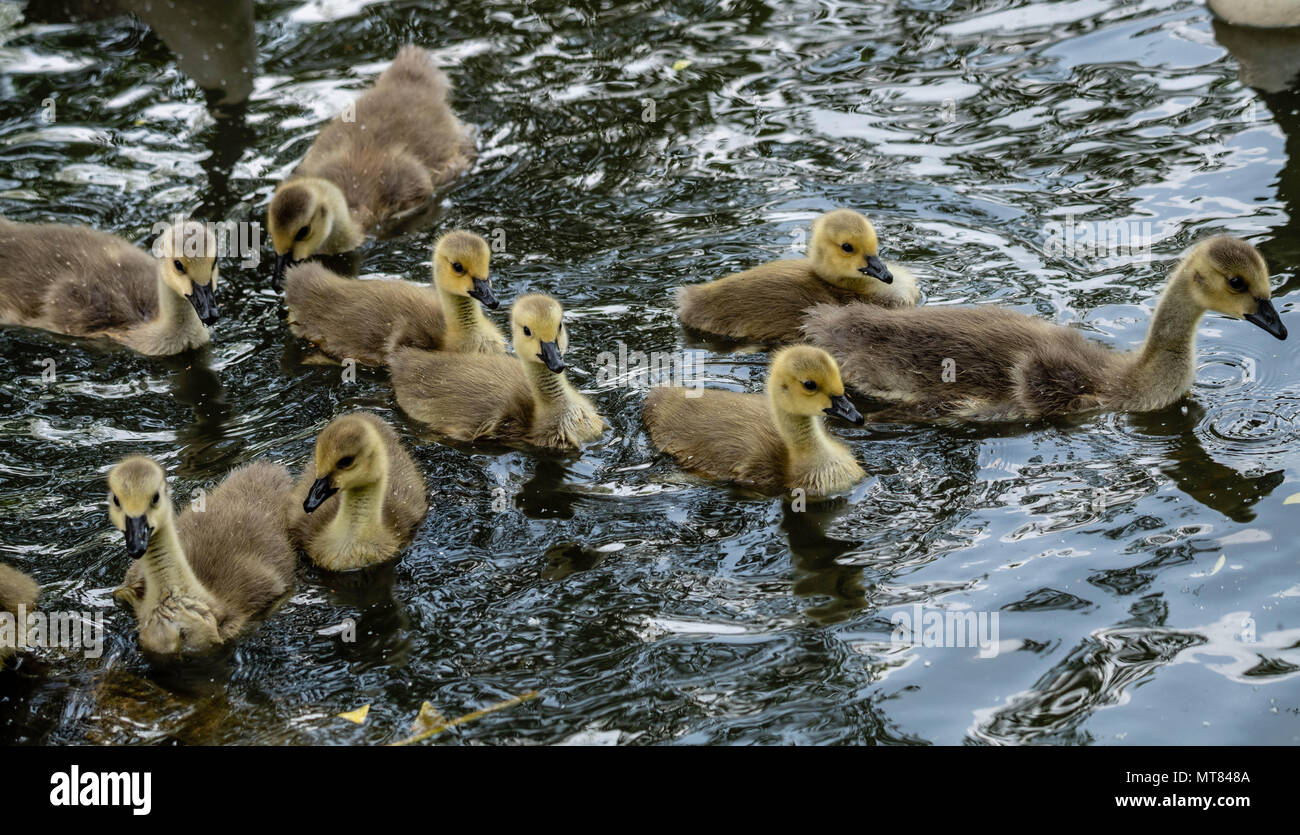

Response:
(303, 476), (338, 513)
(468, 277), (499, 310)
(859, 255), (893, 284)
(188, 280), (219, 326)
(124, 514), (150, 559)
(1244, 298), (1287, 340)
(824, 393), (865, 425)
(272, 252), (293, 292)
(537, 340), (566, 373)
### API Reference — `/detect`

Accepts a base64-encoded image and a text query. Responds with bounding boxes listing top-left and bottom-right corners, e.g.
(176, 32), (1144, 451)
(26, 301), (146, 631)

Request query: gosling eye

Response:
(1227, 275), (1247, 291)
(802, 379), (818, 391)
(112, 494), (120, 508)
(452, 261), (465, 274)
(337, 456), (354, 469)
(173, 259), (186, 274)
(523, 326), (532, 337)
(295, 226), (311, 242)
(841, 243), (854, 254)
(152, 491), (159, 505)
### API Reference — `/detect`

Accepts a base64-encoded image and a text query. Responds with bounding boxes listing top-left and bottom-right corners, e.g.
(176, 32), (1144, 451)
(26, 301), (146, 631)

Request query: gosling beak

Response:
(124, 515), (150, 559)
(824, 393), (865, 425)
(1244, 298), (1287, 340)
(859, 255), (893, 284)
(468, 277), (499, 310)
(537, 340), (566, 373)
(272, 252), (293, 292)
(303, 476), (338, 513)
(188, 280), (219, 326)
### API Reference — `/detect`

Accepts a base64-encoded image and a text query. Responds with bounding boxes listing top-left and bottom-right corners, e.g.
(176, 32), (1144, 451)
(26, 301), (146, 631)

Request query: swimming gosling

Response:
(676, 209), (919, 344)
(0, 218), (219, 355)
(802, 235), (1288, 421)
(283, 230), (504, 366)
(644, 345), (866, 494)
(389, 293), (606, 450)
(0, 564), (38, 663)
(267, 45), (476, 289)
(287, 412), (429, 571)
(109, 456), (295, 660)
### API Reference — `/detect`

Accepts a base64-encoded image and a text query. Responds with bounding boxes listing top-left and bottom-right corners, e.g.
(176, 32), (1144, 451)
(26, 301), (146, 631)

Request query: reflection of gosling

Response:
(109, 456), (295, 660)
(676, 209), (919, 344)
(0, 564), (38, 663)
(0, 218), (219, 355)
(283, 230), (505, 366)
(644, 345), (866, 494)
(1209, 1), (1300, 93)
(267, 46), (476, 288)
(390, 294), (606, 450)
(288, 412), (428, 572)
(804, 236), (1287, 421)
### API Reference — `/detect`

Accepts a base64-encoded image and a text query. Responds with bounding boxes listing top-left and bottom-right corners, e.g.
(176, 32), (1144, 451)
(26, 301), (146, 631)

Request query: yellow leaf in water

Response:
(410, 701), (446, 733)
(338, 704), (370, 725)
(1210, 554), (1226, 576)
(672, 59), (692, 71)
(1284, 493), (1300, 505)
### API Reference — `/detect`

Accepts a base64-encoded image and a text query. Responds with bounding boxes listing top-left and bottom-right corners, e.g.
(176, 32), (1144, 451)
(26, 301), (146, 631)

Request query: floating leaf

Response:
(1284, 493), (1300, 505)
(338, 704), (370, 725)
(1209, 554), (1226, 576)
(671, 59), (692, 71)
(410, 701), (446, 734)
(389, 691), (539, 747)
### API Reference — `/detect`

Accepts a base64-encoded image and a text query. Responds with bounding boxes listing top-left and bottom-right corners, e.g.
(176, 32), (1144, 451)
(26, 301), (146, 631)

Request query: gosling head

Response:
(303, 414), (387, 513)
(155, 220), (219, 326)
(810, 209), (893, 289)
(432, 230), (497, 309)
(107, 456), (171, 559)
(768, 345), (864, 425)
(1182, 236), (1287, 340)
(511, 293), (568, 373)
(268, 178), (340, 291)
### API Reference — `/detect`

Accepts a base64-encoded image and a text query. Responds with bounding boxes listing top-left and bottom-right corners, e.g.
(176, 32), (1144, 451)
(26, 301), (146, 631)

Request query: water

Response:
(0, 0), (1297, 745)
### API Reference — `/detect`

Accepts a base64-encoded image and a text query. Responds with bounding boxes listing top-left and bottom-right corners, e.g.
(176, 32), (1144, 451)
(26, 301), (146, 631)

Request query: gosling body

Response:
(268, 46), (476, 285)
(110, 457), (295, 659)
(677, 209), (918, 344)
(287, 412), (428, 571)
(283, 230), (504, 365)
(644, 345), (866, 494)
(802, 236), (1288, 421)
(0, 564), (38, 662)
(390, 294), (605, 450)
(0, 218), (219, 355)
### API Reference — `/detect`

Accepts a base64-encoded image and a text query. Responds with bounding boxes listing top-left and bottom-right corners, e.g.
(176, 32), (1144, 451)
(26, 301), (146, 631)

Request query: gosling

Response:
(389, 293), (606, 450)
(283, 230), (504, 366)
(676, 209), (919, 344)
(287, 412), (429, 571)
(267, 45), (476, 289)
(0, 564), (38, 663)
(644, 345), (866, 494)
(109, 456), (295, 660)
(0, 218), (219, 355)
(802, 235), (1288, 421)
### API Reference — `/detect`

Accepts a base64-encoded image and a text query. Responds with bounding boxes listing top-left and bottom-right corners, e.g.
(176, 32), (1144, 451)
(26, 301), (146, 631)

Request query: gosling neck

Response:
(138, 506), (211, 609)
(771, 399), (839, 464)
(1128, 269), (1205, 399)
(325, 465), (389, 546)
(438, 282), (494, 349)
(523, 357), (576, 413)
(305, 178), (365, 253)
(153, 265), (208, 349)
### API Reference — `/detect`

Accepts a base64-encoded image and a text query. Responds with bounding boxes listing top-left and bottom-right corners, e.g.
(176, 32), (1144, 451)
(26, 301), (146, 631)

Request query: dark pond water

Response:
(1, 0), (1298, 745)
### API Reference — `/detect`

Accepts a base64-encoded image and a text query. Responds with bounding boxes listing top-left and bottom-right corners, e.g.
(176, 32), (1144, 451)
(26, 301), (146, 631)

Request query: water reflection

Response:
(782, 497), (869, 624)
